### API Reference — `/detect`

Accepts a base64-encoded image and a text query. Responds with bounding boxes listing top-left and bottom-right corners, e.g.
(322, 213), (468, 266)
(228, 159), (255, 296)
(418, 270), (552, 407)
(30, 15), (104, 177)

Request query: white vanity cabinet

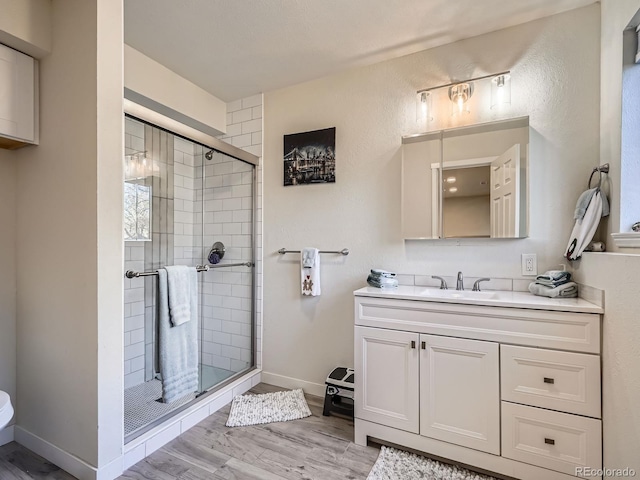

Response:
(419, 334), (500, 454)
(354, 326), (419, 433)
(354, 287), (603, 480)
(0, 43), (38, 148)
(354, 327), (499, 450)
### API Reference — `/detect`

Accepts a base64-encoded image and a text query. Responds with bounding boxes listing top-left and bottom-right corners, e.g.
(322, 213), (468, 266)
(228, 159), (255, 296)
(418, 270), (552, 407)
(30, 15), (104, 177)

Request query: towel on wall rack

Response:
(565, 187), (609, 261)
(301, 248), (321, 296)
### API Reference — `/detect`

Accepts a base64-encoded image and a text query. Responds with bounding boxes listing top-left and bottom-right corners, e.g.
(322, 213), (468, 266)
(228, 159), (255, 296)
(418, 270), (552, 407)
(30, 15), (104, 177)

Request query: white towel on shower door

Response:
(165, 265), (196, 326)
(158, 268), (199, 403)
(301, 248), (321, 296)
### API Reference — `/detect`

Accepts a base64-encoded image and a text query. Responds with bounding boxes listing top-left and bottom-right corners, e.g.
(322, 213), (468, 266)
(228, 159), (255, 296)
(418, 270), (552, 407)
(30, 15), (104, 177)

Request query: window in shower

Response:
(123, 182), (151, 241)
(123, 115), (256, 442)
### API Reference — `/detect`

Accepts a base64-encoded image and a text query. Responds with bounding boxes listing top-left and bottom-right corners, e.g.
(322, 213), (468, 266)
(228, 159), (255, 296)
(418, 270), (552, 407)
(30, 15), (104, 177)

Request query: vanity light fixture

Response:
(416, 70), (511, 123)
(124, 150), (158, 180)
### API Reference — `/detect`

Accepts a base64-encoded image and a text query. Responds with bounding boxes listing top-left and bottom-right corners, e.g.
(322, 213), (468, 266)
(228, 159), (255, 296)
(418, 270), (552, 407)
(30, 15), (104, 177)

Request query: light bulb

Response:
(446, 176), (456, 183)
(491, 74), (511, 109)
(449, 187), (458, 193)
(416, 91), (432, 123)
(449, 83), (471, 116)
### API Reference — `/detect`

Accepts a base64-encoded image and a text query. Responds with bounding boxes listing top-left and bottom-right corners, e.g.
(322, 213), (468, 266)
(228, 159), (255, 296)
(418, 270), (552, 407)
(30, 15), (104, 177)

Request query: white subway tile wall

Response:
(218, 94), (263, 371)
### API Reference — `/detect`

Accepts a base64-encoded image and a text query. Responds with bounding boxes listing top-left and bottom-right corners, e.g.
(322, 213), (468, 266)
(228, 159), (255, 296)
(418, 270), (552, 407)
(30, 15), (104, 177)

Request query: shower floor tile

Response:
(124, 365), (235, 437)
(124, 379), (195, 437)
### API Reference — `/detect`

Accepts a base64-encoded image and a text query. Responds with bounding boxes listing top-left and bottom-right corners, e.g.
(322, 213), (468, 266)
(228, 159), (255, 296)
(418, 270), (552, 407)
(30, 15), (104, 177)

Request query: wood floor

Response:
(0, 384), (380, 480)
(0, 441), (76, 480)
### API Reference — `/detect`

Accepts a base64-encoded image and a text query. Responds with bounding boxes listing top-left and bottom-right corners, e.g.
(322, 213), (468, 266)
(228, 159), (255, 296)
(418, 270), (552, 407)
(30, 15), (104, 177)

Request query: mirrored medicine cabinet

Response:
(401, 117), (529, 240)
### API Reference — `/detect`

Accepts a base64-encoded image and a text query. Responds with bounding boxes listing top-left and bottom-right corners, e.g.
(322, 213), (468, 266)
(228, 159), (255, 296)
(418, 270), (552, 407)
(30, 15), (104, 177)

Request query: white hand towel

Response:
(301, 248), (321, 296)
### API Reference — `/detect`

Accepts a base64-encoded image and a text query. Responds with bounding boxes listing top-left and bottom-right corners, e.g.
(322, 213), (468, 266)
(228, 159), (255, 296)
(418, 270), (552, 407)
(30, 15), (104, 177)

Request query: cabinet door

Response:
(355, 326), (419, 433)
(0, 43), (35, 143)
(420, 334), (500, 454)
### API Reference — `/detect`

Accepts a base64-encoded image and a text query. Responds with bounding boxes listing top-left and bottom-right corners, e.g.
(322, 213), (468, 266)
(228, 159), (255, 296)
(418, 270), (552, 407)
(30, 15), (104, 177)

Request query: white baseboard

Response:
(261, 371), (325, 397)
(14, 426), (99, 480)
(0, 425), (14, 446)
(96, 455), (124, 480)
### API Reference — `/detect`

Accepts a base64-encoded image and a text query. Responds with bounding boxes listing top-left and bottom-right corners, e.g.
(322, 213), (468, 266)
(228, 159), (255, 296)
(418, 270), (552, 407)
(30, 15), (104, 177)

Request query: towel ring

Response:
(588, 164), (609, 189)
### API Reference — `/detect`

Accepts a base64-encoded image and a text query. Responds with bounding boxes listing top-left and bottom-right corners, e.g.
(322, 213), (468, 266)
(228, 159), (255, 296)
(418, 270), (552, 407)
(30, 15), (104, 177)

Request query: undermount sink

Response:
(418, 288), (499, 300)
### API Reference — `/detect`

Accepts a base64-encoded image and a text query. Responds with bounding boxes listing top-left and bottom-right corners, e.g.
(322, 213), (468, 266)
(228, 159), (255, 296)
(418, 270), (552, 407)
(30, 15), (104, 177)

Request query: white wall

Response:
(124, 45), (227, 137)
(0, 0), (51, 57)
(0, 0), (49, 433)
(14, 0), (123, 475)
(574, 0), (640, 473)
(572, 254), (640, 473)
(0, 155), (16, 415)
(263, 5), (601, 392)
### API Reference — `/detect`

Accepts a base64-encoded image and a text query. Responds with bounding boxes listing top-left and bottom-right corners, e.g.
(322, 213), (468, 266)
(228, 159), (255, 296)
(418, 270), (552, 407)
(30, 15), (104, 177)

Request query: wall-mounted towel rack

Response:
(277, 248), (350, 256)
(125, 261), (254, 279)
(588, 163), (609, 189)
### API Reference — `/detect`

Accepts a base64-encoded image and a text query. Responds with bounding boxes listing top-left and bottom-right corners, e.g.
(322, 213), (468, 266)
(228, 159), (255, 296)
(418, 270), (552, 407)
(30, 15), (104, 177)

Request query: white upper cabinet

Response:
(0, 43), (37, 148)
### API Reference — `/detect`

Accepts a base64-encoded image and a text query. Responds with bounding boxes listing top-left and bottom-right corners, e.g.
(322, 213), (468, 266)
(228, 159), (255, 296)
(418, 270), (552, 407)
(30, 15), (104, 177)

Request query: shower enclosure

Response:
(123, 115), (256, 441)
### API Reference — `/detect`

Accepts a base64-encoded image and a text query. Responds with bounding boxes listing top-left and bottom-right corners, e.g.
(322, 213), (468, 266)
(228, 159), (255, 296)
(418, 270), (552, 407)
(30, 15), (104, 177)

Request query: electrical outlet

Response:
(521, 254), (537, 276)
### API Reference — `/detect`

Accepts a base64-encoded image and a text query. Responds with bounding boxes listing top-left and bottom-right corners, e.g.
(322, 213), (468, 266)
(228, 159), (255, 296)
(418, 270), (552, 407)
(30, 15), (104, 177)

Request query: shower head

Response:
(205, 150), (214, 161)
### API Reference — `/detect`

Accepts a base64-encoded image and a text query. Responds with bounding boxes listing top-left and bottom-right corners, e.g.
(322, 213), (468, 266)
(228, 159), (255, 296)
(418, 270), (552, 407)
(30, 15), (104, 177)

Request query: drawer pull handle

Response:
(543, 377), (555, 384)
(544, 438), (555, 445)
(421, 341), (426, 350)
(411, 341), (416, 349)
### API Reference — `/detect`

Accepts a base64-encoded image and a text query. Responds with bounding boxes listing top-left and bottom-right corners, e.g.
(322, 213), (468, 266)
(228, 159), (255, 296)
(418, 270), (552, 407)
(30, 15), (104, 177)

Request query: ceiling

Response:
(124, 0), (596, 102)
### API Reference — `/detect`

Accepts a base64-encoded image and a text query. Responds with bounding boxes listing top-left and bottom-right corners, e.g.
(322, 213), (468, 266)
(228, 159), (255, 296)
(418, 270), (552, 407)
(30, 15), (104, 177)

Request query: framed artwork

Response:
(283, 127), (336, 186)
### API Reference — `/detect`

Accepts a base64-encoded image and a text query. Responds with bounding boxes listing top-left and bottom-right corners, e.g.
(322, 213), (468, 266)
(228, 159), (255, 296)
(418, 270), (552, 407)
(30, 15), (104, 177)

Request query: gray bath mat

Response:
(368, 446), (497, 480)
(226, 388), (312, 427)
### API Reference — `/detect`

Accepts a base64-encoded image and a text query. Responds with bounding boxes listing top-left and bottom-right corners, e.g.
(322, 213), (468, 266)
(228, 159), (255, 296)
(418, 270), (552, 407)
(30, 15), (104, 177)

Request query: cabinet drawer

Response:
(502, 402), (602, 476)
(501, 345), (601, 418)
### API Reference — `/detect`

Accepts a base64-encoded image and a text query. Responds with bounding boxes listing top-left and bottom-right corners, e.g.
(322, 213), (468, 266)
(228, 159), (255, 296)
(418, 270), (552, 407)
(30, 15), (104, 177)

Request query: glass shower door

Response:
(197, 148), (255, 392)
(123, 116), (256, 442)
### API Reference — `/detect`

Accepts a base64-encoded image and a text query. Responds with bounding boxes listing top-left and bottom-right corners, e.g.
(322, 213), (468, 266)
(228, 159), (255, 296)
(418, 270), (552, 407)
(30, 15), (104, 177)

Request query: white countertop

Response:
(353, 285), (603, 314)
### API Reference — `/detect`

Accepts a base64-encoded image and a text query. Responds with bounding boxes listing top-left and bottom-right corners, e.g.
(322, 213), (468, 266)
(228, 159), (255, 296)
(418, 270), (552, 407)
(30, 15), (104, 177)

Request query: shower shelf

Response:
(125, 261), (254, 278)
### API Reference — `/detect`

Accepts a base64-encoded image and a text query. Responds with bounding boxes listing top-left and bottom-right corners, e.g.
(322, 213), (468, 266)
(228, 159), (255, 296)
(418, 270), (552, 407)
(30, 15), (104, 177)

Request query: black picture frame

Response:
(283, 127), (336, 186)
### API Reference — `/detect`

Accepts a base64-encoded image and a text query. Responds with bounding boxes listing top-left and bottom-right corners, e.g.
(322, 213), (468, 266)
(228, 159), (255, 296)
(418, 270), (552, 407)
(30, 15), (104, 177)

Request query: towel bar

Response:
(125, 261), (254, 279)
(278, 248), (349, 255)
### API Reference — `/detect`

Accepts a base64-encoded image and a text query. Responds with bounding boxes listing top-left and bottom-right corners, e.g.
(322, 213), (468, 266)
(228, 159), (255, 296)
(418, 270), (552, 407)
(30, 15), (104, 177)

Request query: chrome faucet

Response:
(432, 275), (448, 289)
(473, 278), (491, 291)
(456, 271), (464, 290)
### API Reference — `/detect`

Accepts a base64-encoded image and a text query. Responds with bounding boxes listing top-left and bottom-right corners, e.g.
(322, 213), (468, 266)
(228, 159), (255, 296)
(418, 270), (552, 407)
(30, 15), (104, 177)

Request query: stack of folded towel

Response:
(367, 269), (398, 288)
(528, 270), (578, 298)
